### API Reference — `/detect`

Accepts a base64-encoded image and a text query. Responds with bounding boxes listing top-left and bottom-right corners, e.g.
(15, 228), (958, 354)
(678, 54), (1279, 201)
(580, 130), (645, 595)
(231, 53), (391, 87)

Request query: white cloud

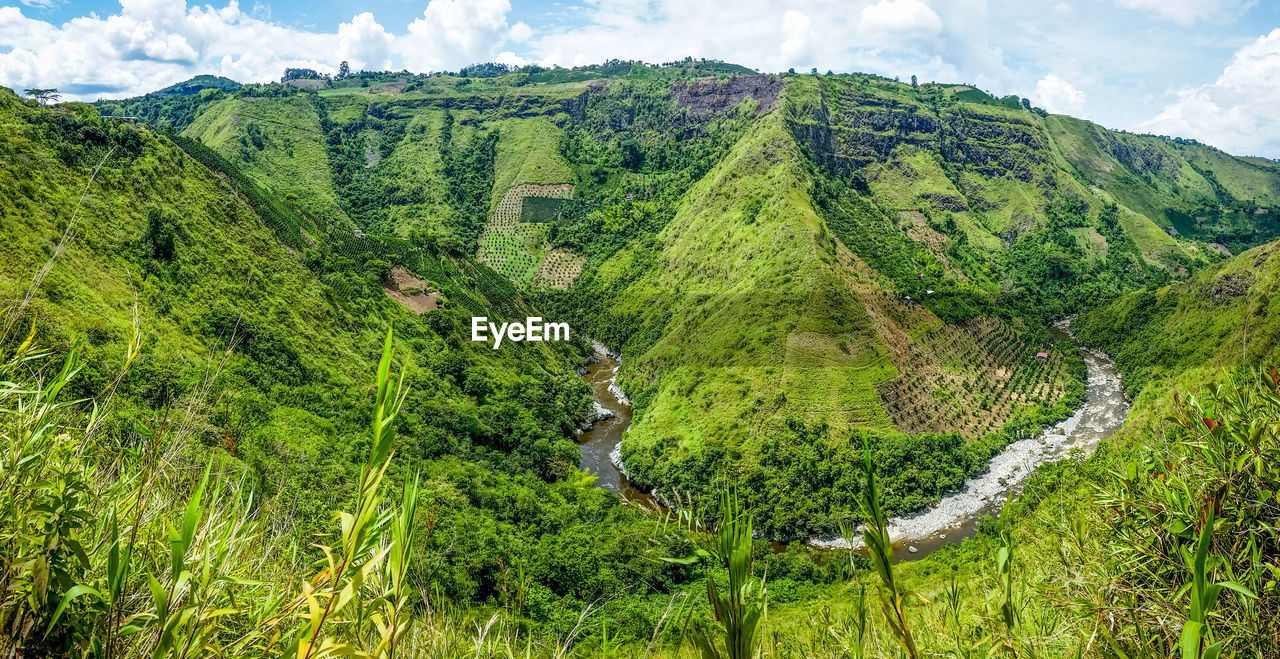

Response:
(338, 12), (394, 71)
(1034, 73), (1087, 114)
(780, 10), (813, 65)
(0, 0), (516, 99)
(1141, 28), (1280, 157)
(494, 50), (528, 67)
(859, 0), (943, 40)
(508, 21), (532, 43)
(401, 0), (513, 71)
(1114, 0), (1245, 25)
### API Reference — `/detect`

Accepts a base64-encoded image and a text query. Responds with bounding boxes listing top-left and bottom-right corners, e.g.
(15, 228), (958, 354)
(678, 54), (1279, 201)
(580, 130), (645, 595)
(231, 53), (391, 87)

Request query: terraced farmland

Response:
(477, 183), (582, 288)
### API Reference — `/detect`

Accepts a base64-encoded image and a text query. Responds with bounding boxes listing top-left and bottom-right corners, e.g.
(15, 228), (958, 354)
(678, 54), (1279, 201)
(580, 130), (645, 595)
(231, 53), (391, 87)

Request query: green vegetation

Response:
(0, 58), (1269, 656)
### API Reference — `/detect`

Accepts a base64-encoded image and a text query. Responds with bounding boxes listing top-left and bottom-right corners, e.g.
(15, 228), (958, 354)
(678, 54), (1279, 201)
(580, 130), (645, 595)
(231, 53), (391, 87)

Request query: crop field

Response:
(878, 317), (1068, 436)
(520, 196), (566, 222)
(477, 183), (579, 287)
(532, 247), (586, 289)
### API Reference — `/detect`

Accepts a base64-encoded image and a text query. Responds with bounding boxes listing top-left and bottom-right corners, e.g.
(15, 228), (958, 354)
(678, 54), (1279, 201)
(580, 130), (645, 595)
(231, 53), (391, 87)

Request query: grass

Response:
(183, 95), (351, 228)
(490, 117), (574, 212)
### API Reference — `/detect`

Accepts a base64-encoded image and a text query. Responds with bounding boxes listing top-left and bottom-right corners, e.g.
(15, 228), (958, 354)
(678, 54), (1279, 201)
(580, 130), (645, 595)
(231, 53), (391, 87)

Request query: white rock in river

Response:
(908, 545), (918, 553)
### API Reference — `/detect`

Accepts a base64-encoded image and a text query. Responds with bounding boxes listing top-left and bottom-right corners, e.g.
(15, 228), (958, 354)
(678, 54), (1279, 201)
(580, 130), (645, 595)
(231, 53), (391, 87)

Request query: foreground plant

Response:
(858, 442), (919, 659)
(667, 488), (766, 659)
(265, 324), (415, 657)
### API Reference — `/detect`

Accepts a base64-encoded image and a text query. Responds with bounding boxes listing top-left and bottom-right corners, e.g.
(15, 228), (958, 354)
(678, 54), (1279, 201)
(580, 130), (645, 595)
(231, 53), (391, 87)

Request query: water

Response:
(577, 352), (651, 502)
(576, 321), (1130, 560)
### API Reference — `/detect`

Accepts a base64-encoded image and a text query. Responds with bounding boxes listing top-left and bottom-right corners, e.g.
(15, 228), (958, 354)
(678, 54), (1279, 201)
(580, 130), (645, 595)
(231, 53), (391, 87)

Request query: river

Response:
(576, 351), (651, 502)
(576, 321), (1129, 560)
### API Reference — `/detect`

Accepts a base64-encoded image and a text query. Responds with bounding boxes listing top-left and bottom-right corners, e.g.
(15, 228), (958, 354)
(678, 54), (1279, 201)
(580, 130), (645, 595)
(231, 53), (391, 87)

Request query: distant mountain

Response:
(154, 74), (242, 96)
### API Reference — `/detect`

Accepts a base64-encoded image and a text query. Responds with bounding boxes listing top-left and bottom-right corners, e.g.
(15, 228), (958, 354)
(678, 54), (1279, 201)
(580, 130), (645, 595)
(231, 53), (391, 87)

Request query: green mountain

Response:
(3, 59), (1280, 655)
(86, 65), (1280, 533)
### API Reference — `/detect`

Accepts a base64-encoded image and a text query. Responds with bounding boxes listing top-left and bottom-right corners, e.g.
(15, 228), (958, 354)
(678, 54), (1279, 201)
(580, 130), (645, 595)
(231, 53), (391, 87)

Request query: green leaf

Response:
(1217, 581), (1257, 599)
(1180, 621), (1203, 659)
(46, 584), (103, 637)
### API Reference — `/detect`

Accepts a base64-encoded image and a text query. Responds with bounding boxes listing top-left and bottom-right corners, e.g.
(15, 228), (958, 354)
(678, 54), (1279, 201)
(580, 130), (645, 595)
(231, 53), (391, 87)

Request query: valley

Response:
(2, 59), (1279, 657)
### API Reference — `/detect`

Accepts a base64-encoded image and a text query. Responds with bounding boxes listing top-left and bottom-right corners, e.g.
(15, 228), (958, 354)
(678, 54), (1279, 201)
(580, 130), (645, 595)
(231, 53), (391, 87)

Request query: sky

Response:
(1, 0), (1278, 157)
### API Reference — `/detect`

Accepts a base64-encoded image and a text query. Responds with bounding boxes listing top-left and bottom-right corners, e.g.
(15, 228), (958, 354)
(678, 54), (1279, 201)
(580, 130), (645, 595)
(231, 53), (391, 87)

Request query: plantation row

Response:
(170, 133), (317, 251)
(532, 247), (586, 289)
(879, 318), (1067, 436)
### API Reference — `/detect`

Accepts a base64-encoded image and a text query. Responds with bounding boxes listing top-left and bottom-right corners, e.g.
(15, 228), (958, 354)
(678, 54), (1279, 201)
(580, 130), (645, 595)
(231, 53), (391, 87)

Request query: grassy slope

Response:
(1078, 239), (1280, 419)
(490, 116), (574, 209)
(183, 94), (351, 229)
(1047, 114), (1280, 253)
(791, 76), (1193, 282)
(612, 112), (897, 453)
(0, 87), (601, 550)
(373, 111), (452, 237)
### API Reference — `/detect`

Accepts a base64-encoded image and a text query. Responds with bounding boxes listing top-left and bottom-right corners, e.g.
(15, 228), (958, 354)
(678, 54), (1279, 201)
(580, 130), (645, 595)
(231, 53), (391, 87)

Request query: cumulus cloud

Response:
(1034, 73), (1087, 114)
(338, 12), (394, 71)
(779, 10), (813, 65)
(401, 0), (513, 71)
(0, 0), (516, 100)
(508, 21), (532, 43)
(1141, 28), (1280, 157)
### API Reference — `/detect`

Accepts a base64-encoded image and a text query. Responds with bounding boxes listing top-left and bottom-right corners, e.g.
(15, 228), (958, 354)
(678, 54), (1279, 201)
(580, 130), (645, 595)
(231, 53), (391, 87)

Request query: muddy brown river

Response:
(577, 320), (1129, 561)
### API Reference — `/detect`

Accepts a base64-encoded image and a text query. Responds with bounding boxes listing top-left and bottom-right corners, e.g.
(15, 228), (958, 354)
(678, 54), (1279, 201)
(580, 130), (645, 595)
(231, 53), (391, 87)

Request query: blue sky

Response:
(3, 0), (1279, 157)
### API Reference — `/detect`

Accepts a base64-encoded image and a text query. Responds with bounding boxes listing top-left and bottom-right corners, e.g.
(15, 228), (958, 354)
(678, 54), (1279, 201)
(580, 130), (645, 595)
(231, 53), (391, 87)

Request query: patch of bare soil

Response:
(283, 79), (325, 90)
(382, 266), (442, 314)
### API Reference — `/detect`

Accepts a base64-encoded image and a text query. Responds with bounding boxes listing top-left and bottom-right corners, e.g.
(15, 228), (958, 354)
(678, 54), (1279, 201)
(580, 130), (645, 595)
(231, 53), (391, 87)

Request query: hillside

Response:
(0, 88), (735, 651)
(96, 66), (1280, 537)
(2, 56), (1278, 656)
(1078, 238), (1280, 408)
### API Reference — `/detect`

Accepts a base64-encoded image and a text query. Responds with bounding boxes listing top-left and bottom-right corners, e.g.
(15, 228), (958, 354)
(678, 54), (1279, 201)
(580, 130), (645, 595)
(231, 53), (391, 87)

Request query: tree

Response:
(338, 60), (350, 79)
(24, 88), (60, 105)
(911, 74), (918, 88)
(810, 67), (818, 75)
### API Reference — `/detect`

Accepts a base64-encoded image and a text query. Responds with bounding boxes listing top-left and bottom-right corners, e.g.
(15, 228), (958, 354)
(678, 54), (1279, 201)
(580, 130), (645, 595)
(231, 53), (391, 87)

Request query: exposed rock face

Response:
(787, 81), (1048, 181)
(672, 75), (783, 117)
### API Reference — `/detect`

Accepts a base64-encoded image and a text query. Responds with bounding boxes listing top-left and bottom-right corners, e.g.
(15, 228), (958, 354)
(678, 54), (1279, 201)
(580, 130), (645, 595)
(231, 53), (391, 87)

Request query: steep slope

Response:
(1078, 239), (1280, 409)
(0, 91), (708, 628)
(784, 74), (1199, 322)
(573, 111), (1078, 534)
(1048, 114), (1280, 255)
(183, 94), (352, 229)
